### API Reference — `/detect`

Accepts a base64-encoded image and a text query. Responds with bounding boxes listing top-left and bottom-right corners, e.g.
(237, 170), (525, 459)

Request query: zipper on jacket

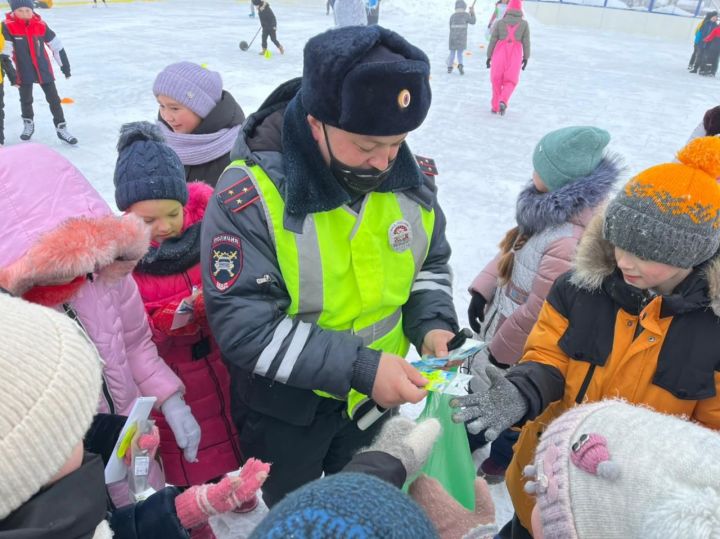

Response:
(63, 303), (116, 414)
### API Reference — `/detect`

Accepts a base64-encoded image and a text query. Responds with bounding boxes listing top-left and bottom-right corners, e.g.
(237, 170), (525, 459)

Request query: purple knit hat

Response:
(153, 62), (223, 119)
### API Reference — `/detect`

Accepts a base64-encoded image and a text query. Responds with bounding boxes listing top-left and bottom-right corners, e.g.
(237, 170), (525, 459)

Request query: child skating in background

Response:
(114, 122), (246, 495)
(448, 0), (476, 75)
(486, 0), (508, 40)
(0, 29), (17, 145)
(486, 0), (530, 115)
(252, 0), (284, 55)
(2, 0), (77, 144)
(453, 136), (720, 537)
(466, 126), (620, 483)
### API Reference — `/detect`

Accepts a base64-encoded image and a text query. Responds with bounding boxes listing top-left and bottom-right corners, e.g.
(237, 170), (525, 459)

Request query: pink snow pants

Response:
(490, 24), (523, 112)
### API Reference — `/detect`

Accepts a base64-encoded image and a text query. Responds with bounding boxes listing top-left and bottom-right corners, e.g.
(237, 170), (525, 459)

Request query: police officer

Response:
(201, 25), (458, 507)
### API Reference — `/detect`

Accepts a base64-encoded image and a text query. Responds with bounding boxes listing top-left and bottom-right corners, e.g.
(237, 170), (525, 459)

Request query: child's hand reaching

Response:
(174, 459), (271, 529)
(409, 474), (497, 539)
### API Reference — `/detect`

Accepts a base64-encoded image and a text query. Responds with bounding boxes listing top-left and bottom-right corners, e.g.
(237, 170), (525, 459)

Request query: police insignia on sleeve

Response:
(210, 234), (243, 292)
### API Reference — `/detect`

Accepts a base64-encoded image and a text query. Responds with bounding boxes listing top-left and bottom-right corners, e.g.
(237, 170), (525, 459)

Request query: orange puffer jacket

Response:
(503, 212), (720, 531)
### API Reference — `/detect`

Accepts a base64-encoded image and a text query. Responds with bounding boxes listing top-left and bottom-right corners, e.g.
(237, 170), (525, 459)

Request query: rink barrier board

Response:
(524, 0), (699, 41)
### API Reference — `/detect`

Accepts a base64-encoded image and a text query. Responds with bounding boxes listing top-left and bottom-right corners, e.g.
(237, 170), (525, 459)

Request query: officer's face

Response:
(128, 199), (185, 244)
(308, 115), (407, 171)
(157, 95), (202, 135)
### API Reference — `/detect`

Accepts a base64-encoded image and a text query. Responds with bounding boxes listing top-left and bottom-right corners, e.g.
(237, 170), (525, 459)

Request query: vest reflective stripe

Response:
(236, 161), (435, 417)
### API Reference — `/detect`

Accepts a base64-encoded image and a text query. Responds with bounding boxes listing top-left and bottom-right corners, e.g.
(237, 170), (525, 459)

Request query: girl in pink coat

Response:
(486, 0), (530, 115)
(465, 126), (621, 483)
(114, 122), (244, 492)
(0, 143), (200, 506)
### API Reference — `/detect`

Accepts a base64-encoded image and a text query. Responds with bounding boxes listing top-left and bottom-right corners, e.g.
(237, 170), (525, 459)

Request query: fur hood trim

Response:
(570, 208), (720, 315)
(516, 154), (622, 236)
(0, 214), (150, 296)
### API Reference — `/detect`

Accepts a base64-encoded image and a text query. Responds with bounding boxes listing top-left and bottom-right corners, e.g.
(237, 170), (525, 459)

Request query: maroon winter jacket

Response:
(132, 182), (242, 486)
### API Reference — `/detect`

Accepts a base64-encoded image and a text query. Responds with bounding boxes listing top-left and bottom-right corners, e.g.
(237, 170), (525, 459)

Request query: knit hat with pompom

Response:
(113, 121), (187, 212)
(603, 136), (720, 268)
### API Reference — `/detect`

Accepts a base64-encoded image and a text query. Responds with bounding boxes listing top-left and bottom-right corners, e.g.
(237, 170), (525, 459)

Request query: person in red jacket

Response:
(699, 24), (720, 76)
(113, 121), (247, 500)
(2, 0), (76, 144)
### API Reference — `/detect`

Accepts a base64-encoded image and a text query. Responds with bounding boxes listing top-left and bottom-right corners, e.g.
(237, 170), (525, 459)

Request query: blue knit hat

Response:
(249, 473), (439, 539)
(9, 0), (34, 10)
(301, 26), (432, 136)
(113, 122), (188, 211)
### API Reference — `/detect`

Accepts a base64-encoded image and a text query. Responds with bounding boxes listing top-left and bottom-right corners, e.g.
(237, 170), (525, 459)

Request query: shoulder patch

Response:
(414, 155), (438, 176)
(210, 234), (243, 292)
(218, 173), (260, 213)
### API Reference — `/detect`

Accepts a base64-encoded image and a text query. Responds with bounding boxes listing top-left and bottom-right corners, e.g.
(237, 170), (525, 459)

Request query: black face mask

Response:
(323, 124), (396, 198)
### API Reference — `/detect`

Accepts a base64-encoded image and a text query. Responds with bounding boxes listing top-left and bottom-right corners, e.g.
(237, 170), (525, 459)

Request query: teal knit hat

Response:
(532, 126), (611, 192)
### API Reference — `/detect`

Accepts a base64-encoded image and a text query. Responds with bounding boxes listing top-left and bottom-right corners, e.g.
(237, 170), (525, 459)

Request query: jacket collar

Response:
(571, 210), (720, 316)
(0, 454), (109, 539)
(280, 91), (423, 216)
(515, 155), (622, 236)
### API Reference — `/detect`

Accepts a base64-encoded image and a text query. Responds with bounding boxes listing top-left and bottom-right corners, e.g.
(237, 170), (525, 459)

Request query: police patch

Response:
(210, 234), (243, 292)
(388, 220), (412, 253)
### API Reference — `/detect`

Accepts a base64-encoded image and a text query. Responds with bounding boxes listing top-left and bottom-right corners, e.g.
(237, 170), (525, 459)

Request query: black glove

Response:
(521, 59), (527, 71)
(467, 291), (487, 333)
(62, 67), (71, 78)
(486, 58), (491, 69)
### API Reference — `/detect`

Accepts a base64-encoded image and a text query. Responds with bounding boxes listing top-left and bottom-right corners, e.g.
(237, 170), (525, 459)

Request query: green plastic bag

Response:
(404, 391), (476, 510)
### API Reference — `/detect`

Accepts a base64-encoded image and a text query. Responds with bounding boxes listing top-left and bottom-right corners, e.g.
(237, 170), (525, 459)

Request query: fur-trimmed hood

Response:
(570, 209), (720, 316)
(516, 155), (622, 236)
(0, 143), (151, 297)
(0, 214), (150, 297)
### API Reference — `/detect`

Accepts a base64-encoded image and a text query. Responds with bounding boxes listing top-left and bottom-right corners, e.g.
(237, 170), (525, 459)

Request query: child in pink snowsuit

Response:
(487, 0), (530, 115)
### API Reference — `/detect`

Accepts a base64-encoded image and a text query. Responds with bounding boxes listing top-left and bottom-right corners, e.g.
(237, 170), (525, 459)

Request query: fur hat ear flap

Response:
(644, 487), (720, 539)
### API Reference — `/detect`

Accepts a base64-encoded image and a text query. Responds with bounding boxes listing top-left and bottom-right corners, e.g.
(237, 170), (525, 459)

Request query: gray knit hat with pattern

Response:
(603, 137), (720, 269)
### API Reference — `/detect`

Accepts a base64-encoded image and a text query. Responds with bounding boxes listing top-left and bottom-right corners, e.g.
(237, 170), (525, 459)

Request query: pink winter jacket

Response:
(132, 182), (242, 486)
(470, 157), (621, 365)
(471, 209), (592, 365)
(0, 144), (183, 415)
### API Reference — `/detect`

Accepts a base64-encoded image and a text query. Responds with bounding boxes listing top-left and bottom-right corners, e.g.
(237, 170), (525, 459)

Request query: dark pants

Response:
(490, 428), (519, 468)
(19, 82), (65, 126)
(497, 514), (533, 539)
(236, 399), (389, 508)
(689, 43), (699, 69)
(261, 27), (282, 50)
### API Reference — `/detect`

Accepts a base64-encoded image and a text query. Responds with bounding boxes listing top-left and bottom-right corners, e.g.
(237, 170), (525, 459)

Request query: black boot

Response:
(447, 65), (453, 74)
(458, 64), (464, 75)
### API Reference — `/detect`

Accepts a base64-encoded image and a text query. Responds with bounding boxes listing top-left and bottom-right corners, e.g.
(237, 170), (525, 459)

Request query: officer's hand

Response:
(468, 291), (487, 334)
(371, 353), (428, 408)
(521, 59), (528, 71)
(421, 328), (456, 358)
(486, 59), (491, 69)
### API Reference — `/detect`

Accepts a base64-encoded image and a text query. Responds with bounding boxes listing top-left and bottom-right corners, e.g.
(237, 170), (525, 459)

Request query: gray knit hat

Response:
(113, 122), (188, 211)
(603, 136), (720, 269)
(532, 126), (611, 192)
(153, 62), (223, 119)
